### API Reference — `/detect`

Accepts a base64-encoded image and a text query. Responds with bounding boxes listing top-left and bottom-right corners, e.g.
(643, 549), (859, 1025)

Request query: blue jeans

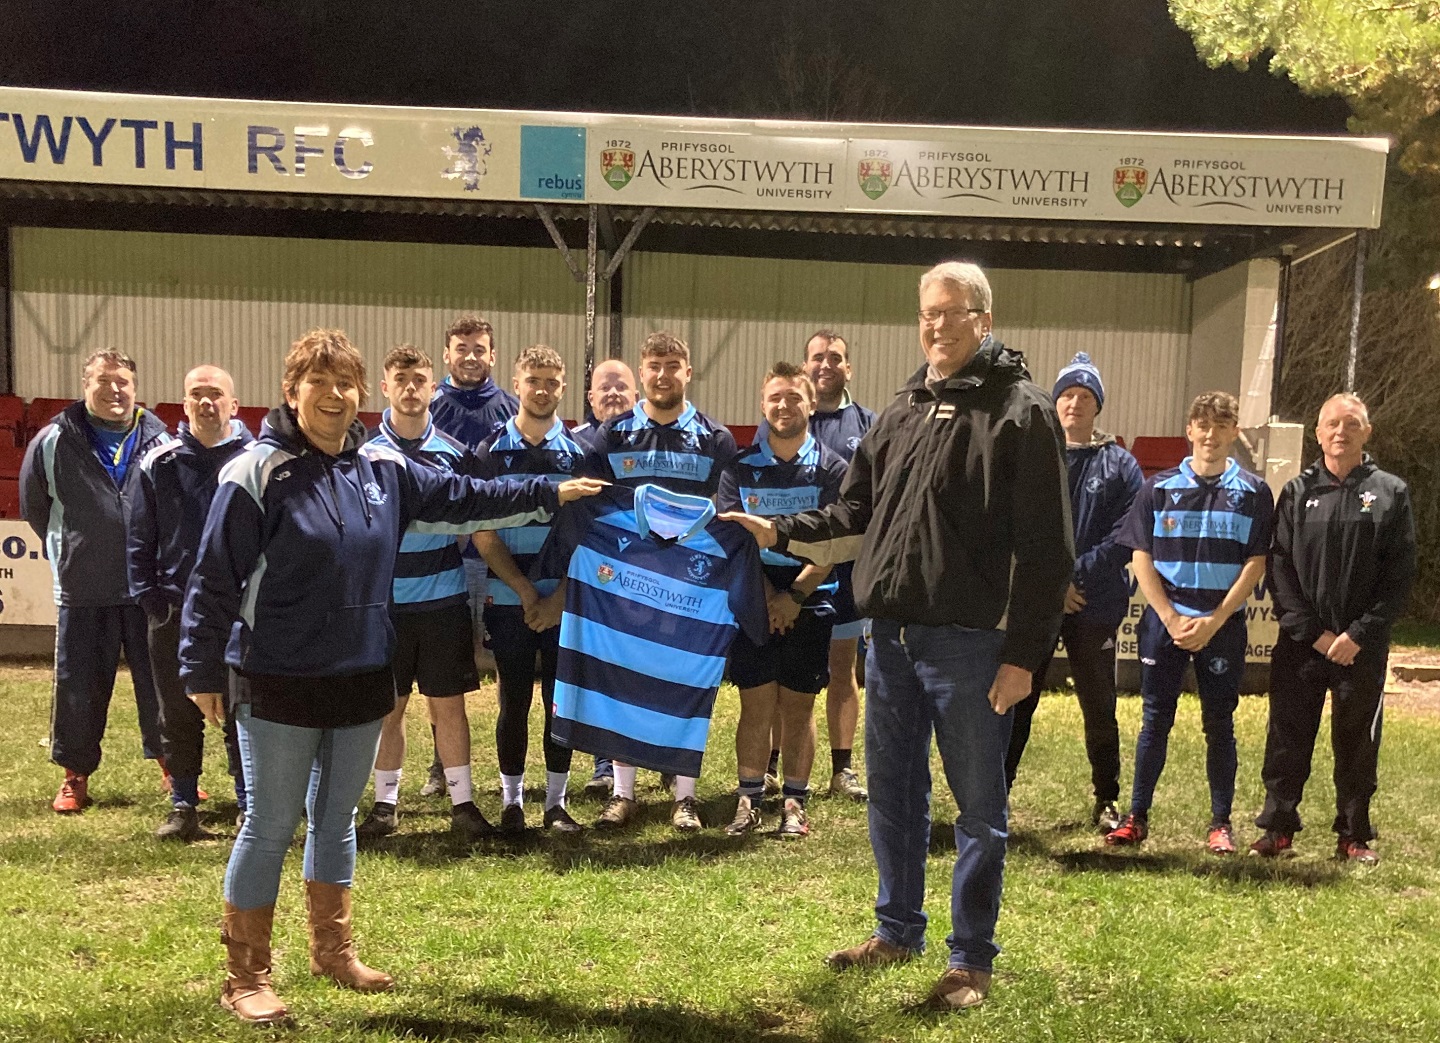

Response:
(865, 620), (1010, 972)
(1130, 608), (1247, 822)
(225, 705), (383, 910)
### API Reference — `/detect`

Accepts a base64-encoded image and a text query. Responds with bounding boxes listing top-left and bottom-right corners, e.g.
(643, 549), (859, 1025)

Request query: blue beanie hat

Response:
(1052, 352), (1105, 412)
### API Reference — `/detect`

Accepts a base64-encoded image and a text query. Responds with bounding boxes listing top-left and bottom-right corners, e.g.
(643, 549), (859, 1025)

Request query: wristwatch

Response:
(786, 587), (808, 606)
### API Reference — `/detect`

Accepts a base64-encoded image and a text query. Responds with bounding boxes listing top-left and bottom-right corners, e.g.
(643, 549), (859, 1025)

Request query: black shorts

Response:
(728, 609), (835, 695)
(391, 601), (478, 699)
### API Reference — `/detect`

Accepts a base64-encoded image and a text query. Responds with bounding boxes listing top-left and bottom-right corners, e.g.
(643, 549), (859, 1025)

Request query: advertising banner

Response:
(0, 519), (57, 628)
(0, 87), (1387, 228)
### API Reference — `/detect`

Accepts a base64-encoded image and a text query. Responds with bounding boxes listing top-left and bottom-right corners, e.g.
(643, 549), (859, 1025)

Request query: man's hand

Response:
(988, 664), (1033, 715)
(1175, 614), (1222, 652)
(718, 512), (778, 549)
(557, 478), (608, 504)
(767, 593), (801, 634)
(528, 590), (565, 633)
(1063, 582), (1086, 615)
(189, 692), (225, 726)
(1163, 611), (1200, 644)
(1326, 632), (1361, 666)
(1312, 630), (1338, 656)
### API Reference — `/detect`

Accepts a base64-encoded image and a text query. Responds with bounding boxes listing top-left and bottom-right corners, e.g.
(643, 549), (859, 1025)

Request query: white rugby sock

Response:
(545, 771), (569, 810)
(673, 775), (697, 800)
(500, 772), (525, 808)
(374, 769), (402, 806)
(613, 763), (638, 800)
(445, 765), (473, 806)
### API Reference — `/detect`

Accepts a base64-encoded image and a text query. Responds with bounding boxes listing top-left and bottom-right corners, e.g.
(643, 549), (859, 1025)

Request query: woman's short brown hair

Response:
(282, 328), (369, 402)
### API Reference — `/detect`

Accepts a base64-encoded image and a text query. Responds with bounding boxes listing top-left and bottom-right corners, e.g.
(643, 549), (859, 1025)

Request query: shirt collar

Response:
(632, 483), (715, 544)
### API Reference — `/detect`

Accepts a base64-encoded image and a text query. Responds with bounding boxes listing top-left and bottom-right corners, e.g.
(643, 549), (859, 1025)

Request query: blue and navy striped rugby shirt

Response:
(717, 433), (847, 612)
(1120, 457), (1274, 617)
(533, 483), (768, 777)
(367, 411), (476, 613)
(586, 402), (738, 498)
(473, 417), (588, 606)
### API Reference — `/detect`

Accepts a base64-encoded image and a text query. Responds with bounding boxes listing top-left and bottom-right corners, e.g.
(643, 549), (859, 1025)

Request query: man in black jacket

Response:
(724, 261), (1072, 1010)
(19, 349), (172, 814)
(1251, 392), (1416, 864)
(128, 365), (252, 841)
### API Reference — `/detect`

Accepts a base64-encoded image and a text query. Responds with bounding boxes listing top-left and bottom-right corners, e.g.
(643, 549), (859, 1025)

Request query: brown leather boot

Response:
(220, 902), (292, 1025)
(304, 881), (395, 992)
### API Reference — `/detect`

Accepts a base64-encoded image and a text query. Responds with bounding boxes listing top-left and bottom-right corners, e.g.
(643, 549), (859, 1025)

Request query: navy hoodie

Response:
(127, 419), (254, 617)
(1065, 432), (1144, 629)
(429, 376), (518, 449)
(20, 400), (172, 606)
(179, 404), (558, 724)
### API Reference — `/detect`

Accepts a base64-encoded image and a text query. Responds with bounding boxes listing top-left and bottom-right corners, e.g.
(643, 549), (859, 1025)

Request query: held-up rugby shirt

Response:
(586, 402), (737, 498)
(532, 483), (767, 776)
(1120, 456), (1273, 618)
(473, 417), (588, 606)
(717, 433), (847, 612)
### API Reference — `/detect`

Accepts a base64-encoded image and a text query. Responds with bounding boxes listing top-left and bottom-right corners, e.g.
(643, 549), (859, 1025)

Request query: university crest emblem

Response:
(1113, 165), (1148, 208)
(602, 148), (636, 190)
(622, 457), (637, 474)
(857, 158), (892, 201)
(597, 562), (616, 584)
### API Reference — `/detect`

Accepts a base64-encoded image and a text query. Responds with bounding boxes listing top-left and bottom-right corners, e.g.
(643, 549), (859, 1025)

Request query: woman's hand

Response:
(189, 692), (226, 726)
(557, 478), (608, 504)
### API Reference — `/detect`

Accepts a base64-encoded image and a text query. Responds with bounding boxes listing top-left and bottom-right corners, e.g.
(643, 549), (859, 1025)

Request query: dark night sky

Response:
(2, 0), (1352, 135)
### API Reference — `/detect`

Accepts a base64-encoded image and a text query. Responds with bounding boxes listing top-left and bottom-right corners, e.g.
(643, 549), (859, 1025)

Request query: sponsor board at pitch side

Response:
(842, 134), (1384, 228)
(592, 130), (847, 211)
(0, 520), (58, 628)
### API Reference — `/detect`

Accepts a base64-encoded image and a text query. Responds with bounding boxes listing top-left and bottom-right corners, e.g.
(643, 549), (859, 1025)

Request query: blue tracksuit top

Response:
(1066, 433), (1144, 629)
(179, 404), (559, 696)
(127, 419), (254, 614)
(429, 375), (519, 449)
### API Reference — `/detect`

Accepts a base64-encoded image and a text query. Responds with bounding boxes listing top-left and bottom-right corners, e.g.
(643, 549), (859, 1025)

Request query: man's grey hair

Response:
(1319, 391), (1371, 427)
(919, 261), (992, 313)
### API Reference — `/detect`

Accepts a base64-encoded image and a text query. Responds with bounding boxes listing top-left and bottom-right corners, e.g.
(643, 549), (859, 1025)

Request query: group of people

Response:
(16, 260), (1417, 1020)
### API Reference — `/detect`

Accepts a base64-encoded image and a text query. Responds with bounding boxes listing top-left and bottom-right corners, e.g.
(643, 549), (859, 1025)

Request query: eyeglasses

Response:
(918, 308), (985, 326)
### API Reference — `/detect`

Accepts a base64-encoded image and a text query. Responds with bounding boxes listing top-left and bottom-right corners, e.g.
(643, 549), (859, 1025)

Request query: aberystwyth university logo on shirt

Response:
(858, 158), (892, 200)
(621, 457), (638, 475)
(603, 147), (636, 190)
(1113, 164), (1148, 208)
(597, 561), (617, 584)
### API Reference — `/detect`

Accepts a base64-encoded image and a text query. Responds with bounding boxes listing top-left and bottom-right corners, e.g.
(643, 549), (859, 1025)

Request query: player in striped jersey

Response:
(1108, 391), (1274, 854)
(718, 362), (848, 838)
(582, 331), (740, 830)
(472, 345), (588, 834)
(357, 345), (493, 840)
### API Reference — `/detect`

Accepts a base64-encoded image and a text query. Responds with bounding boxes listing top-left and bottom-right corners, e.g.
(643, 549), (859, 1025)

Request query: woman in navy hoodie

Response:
(179, 329), (603, 1025)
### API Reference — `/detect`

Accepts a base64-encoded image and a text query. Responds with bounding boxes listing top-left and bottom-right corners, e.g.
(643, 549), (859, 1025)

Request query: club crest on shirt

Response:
(597, 562), (616, 584)
(681, 430), (700, 451)
(1086, 476), (1104, 494)
(847, 436), (861, 452)
(1359, 491), (1377, 513)
(746, 493), (760, 510)
(553, 452), (573, 473)
(1161, 515), (1179, 533)
(1226, 489), (1245, 509)
(686, 553), (713, 583)
(363, 481), (387, 506)
(1208, 657), (1229, 675)
(622, 457), (637, 474)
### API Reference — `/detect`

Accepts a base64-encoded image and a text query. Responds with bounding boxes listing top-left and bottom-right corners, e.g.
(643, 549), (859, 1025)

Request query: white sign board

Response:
(0, 519), (57, 627)
(0, 87), (1388, 228)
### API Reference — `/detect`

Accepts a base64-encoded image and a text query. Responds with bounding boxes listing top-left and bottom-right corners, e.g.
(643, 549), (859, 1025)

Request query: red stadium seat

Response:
(235, 405), (270, 435)
(1129, 436), (1189, 478)
(0, 445), (23, 480)
(0, 395), (24, 447)
(358, 411), (382, 433)
(24, 397), (72, 441)
(0, 478), (20, 519)
(728, 424), (758, 449)
(150, 402), (187, 432)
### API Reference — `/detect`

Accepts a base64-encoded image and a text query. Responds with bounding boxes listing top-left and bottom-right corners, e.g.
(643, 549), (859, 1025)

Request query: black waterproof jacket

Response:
(1269, 454), (1416, 650)
(772, 337), (1074, 673)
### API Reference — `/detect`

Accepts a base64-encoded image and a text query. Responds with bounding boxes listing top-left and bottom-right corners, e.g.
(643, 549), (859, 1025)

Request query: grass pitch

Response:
(1, 663), (1438, 1042)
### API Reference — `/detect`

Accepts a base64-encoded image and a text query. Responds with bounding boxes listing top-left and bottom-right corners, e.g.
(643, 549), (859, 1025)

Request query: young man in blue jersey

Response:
(472, 345), (588, 834)
(21, 349), (172, 814)
(1107, 390), (1273, 855)
(802, 331), (876, 802)
(128, 364), (252, 841)
(1005, 353), (1142, 833)
(583, 330), (739, 831)
(719, 362), (847, 838)
(357, 345), (493, 840)
(423, 315), (520, 797)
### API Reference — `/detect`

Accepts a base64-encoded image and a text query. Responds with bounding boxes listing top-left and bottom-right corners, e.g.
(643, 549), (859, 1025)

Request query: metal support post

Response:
(584, 205), (598, 392)
(1269, 249), (1292, 418)
(1346, 229), (1367, 392)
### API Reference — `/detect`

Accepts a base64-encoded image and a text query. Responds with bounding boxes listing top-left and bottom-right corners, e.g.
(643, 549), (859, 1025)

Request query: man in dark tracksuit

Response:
(1005, 353), (1142, 833)
(128, 365), (252, 840)
(1252, 393), (1416, 863)
(19, 349), (172, 813)
(724, 262), (1072, 1011)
